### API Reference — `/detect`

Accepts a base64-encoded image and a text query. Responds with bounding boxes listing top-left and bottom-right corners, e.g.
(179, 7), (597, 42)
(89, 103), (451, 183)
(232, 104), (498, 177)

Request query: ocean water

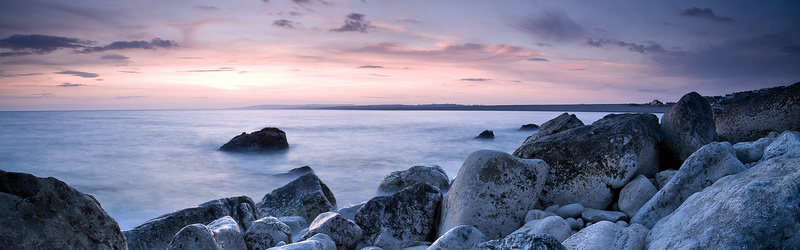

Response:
(0, 109), (651, 230)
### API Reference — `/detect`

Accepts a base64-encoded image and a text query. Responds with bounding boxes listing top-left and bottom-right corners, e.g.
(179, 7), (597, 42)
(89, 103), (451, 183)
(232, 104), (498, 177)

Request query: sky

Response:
(1, 0), (799, 110)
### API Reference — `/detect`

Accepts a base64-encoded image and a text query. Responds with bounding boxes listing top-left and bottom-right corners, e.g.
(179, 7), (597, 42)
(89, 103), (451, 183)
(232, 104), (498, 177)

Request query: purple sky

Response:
(1, 0), (798, 110)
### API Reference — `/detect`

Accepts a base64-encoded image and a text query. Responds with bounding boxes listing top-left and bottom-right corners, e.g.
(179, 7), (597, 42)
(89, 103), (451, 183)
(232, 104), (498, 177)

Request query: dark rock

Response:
(219, 127), (289, 152)
(475, 130), (494, 139)
(377, 165), (450, 194)
(273, 166), (314, 178)
(166, 224), (219, 250)
(523, 112), (584, 144)
(519, 123), (540, 131)
(513, 113), (662, 209)
(428, 225), (486, 250)
(354, 183), (442, 249)
(661, 92), (717, 162)
(475, 233), (565, 250)
(439, 150), (549, 239)
(562, 221), (648, 249)
(124, 196), (256, 250)
(714, 82), (800, 143)
(244, 216), (292, 249)
(256, 172), (337, 222)
(0, 170), (127, 249)
(300, 212), (362, 250)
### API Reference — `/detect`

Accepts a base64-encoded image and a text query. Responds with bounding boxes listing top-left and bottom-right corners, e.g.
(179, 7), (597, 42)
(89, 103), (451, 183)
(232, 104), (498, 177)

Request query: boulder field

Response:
(2, 86), (799, 249)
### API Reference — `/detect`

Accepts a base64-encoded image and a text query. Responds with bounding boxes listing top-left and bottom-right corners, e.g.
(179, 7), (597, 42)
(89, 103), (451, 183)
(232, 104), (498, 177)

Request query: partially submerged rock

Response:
(256, 172), (337, 222)
(660, 92), (717, 162)
(475, 130), (494, 139)
(562, 221), (648, 250)
(519, 123), (540, 131)
(377, 165), (450, 195)
(219, 127), (289, 152)
(355, 183), (442, 249)
(273, 166), (314, 178)
(714, 82), (800, 143)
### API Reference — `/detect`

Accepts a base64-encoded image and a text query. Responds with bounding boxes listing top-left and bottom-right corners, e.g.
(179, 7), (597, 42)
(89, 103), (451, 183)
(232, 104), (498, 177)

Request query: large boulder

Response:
(511, 216), (572, 242)
(124, 196), (256, 250)
(660, 92), (717, 162)
(377, 165), (450, 194)
(617, 175), (657, 218)
(714, 82), (800, 143)
(513, 113), (662, 209)
(631, 142), (746, 229)
(300, 212), (362, 250)
(439, 150), (549, 239)
(428, 225), (486, 250)
(475, 233), (565, 250)
(219, 127), (289, 152)
(523, 112), (584, 144)
(0, 170), (127, 249)
(256, 172), (337, 222)
(354, 183), (442, 250)
(647, 144), (800, 248)
(561, 221), (648, 250)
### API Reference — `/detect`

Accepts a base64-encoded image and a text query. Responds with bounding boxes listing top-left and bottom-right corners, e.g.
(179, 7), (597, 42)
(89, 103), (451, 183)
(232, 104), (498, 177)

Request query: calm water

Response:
(1, 109), (631, 230)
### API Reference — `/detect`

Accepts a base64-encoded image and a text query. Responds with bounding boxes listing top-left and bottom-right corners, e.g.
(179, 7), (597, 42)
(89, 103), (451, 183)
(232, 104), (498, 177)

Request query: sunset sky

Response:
(1, 0), (799, 110)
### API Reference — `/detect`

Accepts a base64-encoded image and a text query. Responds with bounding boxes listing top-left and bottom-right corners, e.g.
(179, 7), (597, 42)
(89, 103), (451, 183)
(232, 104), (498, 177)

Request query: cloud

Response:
(331, 13), (375, 33)
(514, 9), (587, 42)
(527, 57), (549, 62)
(587, 38), (667, 54)
(119, 70), (140, 73)
(0, 71), (43, 77)
(179, 67), (237, 73)
(679, 7), (735, 22)
(273, 19), (296, 29)
(292, 0), (331, 5)
(82, 38), (178, 53)
(461, 78), (491, 81)
(100, 54), (129, 60)
(637, 88), (667, 93)
(55, 70), (99, 78)
(57, 82), (85, 87)
(349, 43), (543, 63)
(196, 6), (219, 11)
(0, 34), (178, 56)
(357, 65), (383, 68)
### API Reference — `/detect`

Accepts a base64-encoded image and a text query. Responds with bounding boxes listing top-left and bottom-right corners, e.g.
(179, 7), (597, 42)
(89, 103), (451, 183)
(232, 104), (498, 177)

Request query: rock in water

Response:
(562, 221), (648, 250)
(355, 183), (442, 249)
(219, 127), (289, 152)
(647, 144), (800, 248)
(256, 172), (337, 222)
(513, 113), (661, 209)
(439, 150), (549, 239)
(428, 225), (486, 250)
(660, 92), (717, 162)
(475, 130), (494, 139)
(300, 212), (362, 250)
(714, 82), (800, 143)
(0, 170), (127, 249)
(617, 175), (657, 218)
(631, 142), (745, 229)
(475, 233), (565, 250)
(244, 217), (292, 249)
(523, 112), (584, 144)
(519, 123), (540, 130)
(377, 165), (450, 194)
(273, 166), (314, 178)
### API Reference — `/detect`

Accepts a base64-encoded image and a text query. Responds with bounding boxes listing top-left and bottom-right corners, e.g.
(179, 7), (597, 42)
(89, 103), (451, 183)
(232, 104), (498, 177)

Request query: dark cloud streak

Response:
(331, 13), (375, 33)
(679, 7), (735, 22)
(0, 34), (177, 56)
(55, 70), (99, 78)
(273, 19), (296, 29)
(587, 38), (667, 54)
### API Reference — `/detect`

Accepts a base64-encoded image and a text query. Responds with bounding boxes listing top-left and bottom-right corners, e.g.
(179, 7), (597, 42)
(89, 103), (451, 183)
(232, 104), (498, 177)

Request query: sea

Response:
(0, 109), (660, 230)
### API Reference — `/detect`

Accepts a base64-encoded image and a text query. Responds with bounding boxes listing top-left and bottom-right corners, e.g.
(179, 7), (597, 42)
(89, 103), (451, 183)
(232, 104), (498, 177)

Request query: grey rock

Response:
(564, 218), (582, 230)
(245, 217), (292, 250)
(427, 225), (486, 250)
(475, 233), (565, 250)
(167, 224), (220, 250)
(336, 202), (366, 221)
(654, 170), (677, 190)
(208, 216), (247, 250)
(124, 196), (256, 250)
(544, 205), (559, 214)
(562, 221), (648, 250)
(278, 216), (308, 240)
(355, 183), (442, 250)
(0, 170), (127, 249)
(631, 142), (746, 229)
(660, 92), (717, 162)
(555, 203), (585, 219)
(524, 210), (557, 223)
(714, 82), (800, 143)
(270, 233), (337, 250)
(514, 113), (662, 209)
(581, 209), (627, 223)
(439, 150), (549, 239)
(257, 172), (337, 222)
(519, 124), (540, 131)
(647, 146), (800, 248)
(617, 175), (657, 218)
(761, 130), (800, 162)
(378, 165), (450, 195)
(523, 112), (584, 144)
(475, 130), (494, 139)
(301, 212), (363, 250)
(219, 127), (289, 152)
(512, 216), (572, 242)
(732, 132), (780, 163)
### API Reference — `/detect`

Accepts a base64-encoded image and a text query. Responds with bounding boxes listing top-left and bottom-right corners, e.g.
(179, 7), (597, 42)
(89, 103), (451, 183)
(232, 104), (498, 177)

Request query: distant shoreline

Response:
(237, 104), (671, 113)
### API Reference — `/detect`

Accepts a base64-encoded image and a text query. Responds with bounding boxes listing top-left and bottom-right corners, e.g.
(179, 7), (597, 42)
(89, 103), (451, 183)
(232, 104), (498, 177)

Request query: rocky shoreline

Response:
(2, 82), (799, 249)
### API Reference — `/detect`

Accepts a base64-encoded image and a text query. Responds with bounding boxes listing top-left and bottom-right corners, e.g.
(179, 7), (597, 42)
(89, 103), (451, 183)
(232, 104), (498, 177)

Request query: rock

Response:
(544, 205), (559, 214)
(273, 166), (314, 178)
(336, 202), (365, 221)
(219, 127), (289, 152)
(647, 145), (800, 248)
(378, 165), (450, 195)
(278, 216), (308, 239)
(355, 183), (442, 249)
(653, 170), (677, 190)
(475, 233), (565, 250)
(555, 203), (585, 219)
(167, 224), (219, 250)
(617, 175), (657, 218)
(660, 92), (717, 162)
(714, 82), (800, 143)
(760, 130), (800, 162)
(208, 216), (247, 250)
(270, 233), (337, 250)
(732, 132), (779, 163)
(514, 113), (662, 209)
(562, 221), (648, 250)
(300, 212), (363, 250)
(581, 209), (627, 223)
(512, 216), (572, 242)
(244, 216), (292, 249)
(475, 130), (494, 139)
(524, 210), (557, 223)
(124, 196), (256, 250)
(256, 172), (337, 222)
(438, 150), (549, 239)
(0, 170), (127, 249)
(427, 225), (486, 250)
(564, 218), (582, 230)
(523, 112), (585, 144)
(519, 123), (540, 130)
(631, 142), (746, 228)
